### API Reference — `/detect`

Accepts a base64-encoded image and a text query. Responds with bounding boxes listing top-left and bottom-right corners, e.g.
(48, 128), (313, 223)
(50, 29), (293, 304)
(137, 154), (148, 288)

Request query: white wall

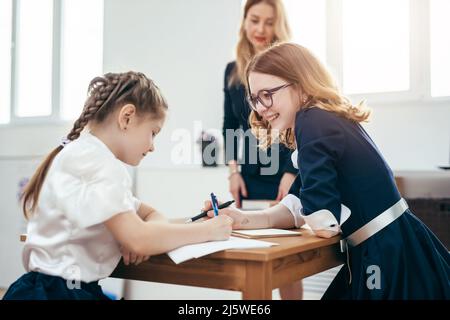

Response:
(0, 158), (37, 288)
(363, 102), (450, 170)
(103, 0), (242, 170)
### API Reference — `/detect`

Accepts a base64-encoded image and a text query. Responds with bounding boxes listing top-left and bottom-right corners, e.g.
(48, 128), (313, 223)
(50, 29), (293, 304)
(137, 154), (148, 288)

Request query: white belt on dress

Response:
(344, 198), (408, 248)
(339, 198), (408, 284)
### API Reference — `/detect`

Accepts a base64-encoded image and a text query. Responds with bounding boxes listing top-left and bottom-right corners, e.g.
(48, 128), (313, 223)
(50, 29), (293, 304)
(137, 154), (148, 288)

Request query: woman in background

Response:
(222, 0), (302, 299)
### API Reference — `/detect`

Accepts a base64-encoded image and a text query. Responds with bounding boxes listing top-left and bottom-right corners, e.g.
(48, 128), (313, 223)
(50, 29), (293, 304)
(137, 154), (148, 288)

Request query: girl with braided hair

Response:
(3, 71), (233, 300)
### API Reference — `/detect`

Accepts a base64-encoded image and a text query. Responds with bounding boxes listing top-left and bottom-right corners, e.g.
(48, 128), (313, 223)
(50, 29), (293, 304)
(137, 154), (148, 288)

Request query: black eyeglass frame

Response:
(247, 83), (294, 111)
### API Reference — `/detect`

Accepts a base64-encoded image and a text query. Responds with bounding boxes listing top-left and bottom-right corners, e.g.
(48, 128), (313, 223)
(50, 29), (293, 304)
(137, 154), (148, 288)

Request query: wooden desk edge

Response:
(19, 232), (342, 263)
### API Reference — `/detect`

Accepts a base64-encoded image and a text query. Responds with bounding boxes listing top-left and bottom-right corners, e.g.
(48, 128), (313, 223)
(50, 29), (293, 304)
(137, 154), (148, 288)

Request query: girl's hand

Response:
(203, 200), (247, 229)
(228, 173), (248, 208)
(120, 246), (150, 266)
(202, 215), (233, 241)
(276, 172), (296, 201)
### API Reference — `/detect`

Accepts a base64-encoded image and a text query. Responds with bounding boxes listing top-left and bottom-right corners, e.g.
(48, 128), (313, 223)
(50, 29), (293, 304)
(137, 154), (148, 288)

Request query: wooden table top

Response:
(202, 228), (341, 262)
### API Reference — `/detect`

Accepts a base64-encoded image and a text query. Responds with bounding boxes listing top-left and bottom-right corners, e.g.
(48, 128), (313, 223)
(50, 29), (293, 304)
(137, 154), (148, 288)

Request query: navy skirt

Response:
(2, 271), (111, 300)
(322, 210), (450, 299)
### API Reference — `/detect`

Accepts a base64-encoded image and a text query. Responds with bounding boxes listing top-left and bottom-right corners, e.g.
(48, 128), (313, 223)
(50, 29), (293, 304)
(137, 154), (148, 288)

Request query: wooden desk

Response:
(110, 229), (344, 300)
(21, 229), (344, 299)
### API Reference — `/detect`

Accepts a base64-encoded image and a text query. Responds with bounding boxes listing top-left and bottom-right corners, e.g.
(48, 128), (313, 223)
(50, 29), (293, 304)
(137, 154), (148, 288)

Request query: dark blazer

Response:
(289, 107), (450, 299)
(222, 61), (296, 199)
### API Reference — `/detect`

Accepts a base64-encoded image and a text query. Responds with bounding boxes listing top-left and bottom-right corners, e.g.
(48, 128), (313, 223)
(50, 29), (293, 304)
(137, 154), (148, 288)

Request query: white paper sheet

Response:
(232, 228), (302, 237)
(167, 236), (278, 264)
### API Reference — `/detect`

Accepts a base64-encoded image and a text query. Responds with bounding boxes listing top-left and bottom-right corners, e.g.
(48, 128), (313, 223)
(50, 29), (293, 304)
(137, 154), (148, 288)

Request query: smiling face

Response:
(248, 72), (300, 131)
(244, 2), (276, 52)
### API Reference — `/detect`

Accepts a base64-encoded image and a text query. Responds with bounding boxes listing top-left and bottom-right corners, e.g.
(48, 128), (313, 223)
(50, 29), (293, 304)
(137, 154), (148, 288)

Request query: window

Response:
(280, 0), (450, 102)
(284, 0), (327, 64)
(60, 0), (103, 120)
(15, 0), (54, 117)
(430, 0), (450, 98)
(342, 0), (410, 94)
(0, 0), (12, 124)
(0, 0), (103, 124)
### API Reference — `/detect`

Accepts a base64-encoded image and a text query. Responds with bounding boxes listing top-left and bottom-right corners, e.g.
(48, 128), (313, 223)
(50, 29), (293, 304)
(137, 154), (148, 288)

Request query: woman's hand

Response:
(276, 172), (296, 201)
(120, 247), (150, 266)
(229, 173), (248, 208)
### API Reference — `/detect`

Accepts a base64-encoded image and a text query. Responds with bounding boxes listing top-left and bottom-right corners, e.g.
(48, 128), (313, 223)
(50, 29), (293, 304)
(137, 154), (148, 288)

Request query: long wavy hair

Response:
(245, 42), (371, 149)
(21, 71), (168, 218)
(228, 0), (291, 87)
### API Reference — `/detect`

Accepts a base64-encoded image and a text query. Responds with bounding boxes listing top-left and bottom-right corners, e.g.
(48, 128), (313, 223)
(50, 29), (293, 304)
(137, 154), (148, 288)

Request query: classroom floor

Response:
(0, 286), (323, 300)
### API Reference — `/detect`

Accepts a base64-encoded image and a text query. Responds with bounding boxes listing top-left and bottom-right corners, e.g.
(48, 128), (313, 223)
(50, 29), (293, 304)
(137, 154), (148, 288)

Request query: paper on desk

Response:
(232, 228), (301, 238)
(167, 236), (278, 264)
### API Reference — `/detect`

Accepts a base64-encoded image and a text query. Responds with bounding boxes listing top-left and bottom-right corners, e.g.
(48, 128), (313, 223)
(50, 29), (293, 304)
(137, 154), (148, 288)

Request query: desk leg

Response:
(242, 261), (272, 300)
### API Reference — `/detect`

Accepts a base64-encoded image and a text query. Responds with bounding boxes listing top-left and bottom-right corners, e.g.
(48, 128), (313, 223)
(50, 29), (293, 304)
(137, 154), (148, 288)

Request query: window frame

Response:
(326, 0), (450, 105)
(3, 0), (104, 127)
(8, 0), (62, 125)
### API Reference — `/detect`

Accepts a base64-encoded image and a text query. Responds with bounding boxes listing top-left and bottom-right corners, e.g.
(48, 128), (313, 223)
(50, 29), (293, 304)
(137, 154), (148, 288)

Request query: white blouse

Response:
(280, 149), (351, 238)
(23, 133), (141, 283)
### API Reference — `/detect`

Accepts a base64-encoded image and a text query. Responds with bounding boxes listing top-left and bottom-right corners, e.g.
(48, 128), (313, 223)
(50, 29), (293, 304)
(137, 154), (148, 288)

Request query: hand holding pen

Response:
(196, 192), (233, 240)
(200, 196), (247, 230)
(185, 199), (235, 223)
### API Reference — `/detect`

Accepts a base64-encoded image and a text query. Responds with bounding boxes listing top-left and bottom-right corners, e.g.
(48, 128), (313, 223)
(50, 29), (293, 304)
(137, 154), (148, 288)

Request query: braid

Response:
(66, 71), (167, 142)
(66, 74), (122, 141)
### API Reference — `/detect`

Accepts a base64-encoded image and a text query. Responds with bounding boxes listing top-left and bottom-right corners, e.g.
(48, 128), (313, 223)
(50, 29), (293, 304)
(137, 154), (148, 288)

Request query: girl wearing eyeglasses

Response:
(207, 42), (450, 299)
(222, 0), (303, 299)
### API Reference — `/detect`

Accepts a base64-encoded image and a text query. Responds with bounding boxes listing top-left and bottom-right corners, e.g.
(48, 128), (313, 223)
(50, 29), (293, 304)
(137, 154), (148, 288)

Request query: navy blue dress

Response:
(289, 107), (450, 299)
(2, 272), (111, 300)
(223, 62), (297, 199)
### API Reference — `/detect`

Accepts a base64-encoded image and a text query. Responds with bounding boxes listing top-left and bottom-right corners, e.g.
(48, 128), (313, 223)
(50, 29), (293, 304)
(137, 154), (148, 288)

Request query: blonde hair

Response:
(245, 42), (371, 149)
(228, 0), (291, 87)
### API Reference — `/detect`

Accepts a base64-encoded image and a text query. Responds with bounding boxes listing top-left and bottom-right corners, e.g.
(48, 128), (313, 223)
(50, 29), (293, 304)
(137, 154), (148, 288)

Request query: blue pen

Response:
(210, 192), (219, 217)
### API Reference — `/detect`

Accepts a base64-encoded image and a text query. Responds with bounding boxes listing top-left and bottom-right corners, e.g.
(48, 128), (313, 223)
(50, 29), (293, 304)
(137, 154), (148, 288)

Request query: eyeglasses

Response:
(247, 83), (294, 111)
